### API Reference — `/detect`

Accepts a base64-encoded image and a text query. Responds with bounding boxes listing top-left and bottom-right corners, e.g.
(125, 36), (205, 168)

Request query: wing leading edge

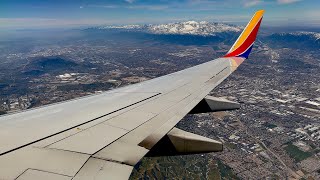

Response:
(0, 10), (265, 179)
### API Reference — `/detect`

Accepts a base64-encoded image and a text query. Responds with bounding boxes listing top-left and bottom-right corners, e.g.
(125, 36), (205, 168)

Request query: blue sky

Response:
(0, 0), (319, 29)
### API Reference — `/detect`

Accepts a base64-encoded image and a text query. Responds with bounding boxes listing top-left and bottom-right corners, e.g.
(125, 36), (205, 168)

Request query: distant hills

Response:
(22, 57), (79, 76)
(264, 32), (320, 50)
(277, 32), (320, 41)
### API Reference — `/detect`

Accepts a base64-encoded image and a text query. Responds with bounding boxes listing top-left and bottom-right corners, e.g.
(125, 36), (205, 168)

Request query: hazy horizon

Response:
(1, 0), (320, 29)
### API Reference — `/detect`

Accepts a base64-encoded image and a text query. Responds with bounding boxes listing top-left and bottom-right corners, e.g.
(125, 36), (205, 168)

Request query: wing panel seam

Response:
(0, 93), (161, 157)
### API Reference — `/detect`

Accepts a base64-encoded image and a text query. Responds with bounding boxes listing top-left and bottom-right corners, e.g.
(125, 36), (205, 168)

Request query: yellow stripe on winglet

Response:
(230, 10), (265, 52)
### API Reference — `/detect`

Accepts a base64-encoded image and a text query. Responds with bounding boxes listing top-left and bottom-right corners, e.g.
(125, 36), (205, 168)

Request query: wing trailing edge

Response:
(224, 10), (265, 59)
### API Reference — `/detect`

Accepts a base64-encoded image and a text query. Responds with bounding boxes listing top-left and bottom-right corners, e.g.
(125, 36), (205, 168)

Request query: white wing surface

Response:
(0, 10), (264, 180)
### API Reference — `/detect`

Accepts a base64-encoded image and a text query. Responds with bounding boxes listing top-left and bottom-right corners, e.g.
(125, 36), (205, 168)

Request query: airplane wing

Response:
(0, 10), (264, 180)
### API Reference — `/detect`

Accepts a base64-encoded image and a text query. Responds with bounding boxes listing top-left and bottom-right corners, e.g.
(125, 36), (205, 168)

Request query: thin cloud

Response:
(127, 5), (169, 10)
(242, 0), (301, 7)
(125, 0), (135, 3)
(89, 4), (167, 10)
(0, 18), (118, 28)
(89, 5), (119, 8)
(243, 0), (262, 7)
(277, 0), (301, 4)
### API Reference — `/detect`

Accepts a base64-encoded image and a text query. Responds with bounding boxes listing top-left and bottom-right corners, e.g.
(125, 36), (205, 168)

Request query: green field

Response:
(264, 122), (277, 129)
(131, 156), (239, 179)
(217, 160), (239, 180)
(284, 143), (312, 162)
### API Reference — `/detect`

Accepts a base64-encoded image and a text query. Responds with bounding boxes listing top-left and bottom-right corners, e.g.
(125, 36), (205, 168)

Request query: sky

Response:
(0, 0), (319, 29)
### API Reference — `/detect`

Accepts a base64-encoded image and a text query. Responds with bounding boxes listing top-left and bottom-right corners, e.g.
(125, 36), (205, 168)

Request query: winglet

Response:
(224, 10), (265, 59)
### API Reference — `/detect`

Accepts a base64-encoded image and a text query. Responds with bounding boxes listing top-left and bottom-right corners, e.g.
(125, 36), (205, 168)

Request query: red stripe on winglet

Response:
(224, 19), (262, 57)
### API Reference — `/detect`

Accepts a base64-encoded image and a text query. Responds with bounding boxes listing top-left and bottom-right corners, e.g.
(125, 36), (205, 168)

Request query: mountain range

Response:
(96, 21), (242, 36)
(266, 31), (320, 50)
(86, 22), (320, 49)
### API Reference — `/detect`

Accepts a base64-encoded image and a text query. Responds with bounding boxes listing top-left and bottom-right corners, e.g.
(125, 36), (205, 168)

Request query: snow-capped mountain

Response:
(97, 21), (242, 36)
(294, 32), (320, 40)
(99, 24), (144, 30)
(147, 21), (242, 35)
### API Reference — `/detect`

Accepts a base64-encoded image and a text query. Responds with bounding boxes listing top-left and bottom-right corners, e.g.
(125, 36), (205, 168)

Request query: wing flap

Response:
(93, 140), (149, 166)
(48, 123), (128, 155)
(0, 147), (89, 179)
(73, 158), (133, 180)
(17, 169), (72, 180)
